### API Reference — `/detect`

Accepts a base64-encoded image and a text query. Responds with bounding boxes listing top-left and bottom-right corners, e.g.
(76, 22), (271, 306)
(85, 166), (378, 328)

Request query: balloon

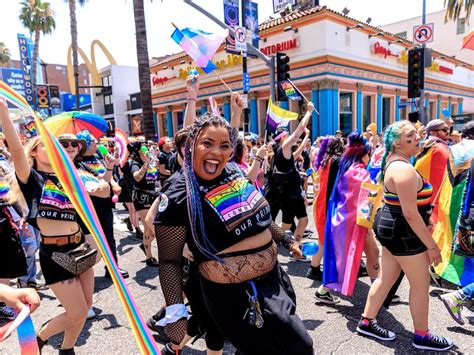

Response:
(140, 146), (149, 154)
(97, 145), (108, 156)
(111, 194), (119, 203)
(301, 242), (319, 257)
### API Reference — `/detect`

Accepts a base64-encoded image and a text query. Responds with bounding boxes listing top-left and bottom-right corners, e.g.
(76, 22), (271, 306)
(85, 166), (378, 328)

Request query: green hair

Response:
(379, 120), (414, 182)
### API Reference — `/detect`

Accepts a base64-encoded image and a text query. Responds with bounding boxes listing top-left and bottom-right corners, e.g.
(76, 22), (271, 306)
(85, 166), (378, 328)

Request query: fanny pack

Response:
(51, 243), (97, 275)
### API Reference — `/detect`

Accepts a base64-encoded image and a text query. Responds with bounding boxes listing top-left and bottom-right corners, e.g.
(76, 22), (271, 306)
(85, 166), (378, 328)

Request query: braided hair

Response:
(183, 113), (238, 261)
(379, 120), (414, 182)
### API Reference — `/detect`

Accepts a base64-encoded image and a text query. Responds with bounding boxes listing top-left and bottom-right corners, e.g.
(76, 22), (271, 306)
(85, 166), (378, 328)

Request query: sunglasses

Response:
(60, 141), (79, 148)
(434, 128), (449, 133)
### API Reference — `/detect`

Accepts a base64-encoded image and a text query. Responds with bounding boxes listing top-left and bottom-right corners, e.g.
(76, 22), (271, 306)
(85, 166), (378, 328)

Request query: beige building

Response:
(382, 10), (473, 64)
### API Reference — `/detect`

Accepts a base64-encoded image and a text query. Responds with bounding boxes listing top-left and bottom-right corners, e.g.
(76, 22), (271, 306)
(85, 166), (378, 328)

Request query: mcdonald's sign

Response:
(67, 40), (117, 94)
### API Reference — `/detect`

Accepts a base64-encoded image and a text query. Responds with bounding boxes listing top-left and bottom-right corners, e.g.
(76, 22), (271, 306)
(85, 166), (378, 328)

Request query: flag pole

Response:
(287, 79), (320, 115)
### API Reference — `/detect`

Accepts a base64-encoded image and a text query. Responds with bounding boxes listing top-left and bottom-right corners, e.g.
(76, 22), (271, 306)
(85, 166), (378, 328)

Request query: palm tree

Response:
(19, 0), (55, 108)
(0, 42), (11, 66)
(445, 0), (472, 23)
(64, 0), (88, 110)
(133, 0), (155, 139)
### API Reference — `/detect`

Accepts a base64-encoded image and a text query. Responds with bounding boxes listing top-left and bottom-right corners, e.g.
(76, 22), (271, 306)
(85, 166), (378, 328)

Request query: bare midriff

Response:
(37, 218), (80, 237)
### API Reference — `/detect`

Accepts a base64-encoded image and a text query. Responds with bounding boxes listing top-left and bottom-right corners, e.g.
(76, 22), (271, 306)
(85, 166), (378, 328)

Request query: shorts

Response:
(374, 204), (430, 256)
(132, 189), (157, 211)
(39, 232), (89, 285)
(281, 195), (307, 225)
(118, 179), (133, 203)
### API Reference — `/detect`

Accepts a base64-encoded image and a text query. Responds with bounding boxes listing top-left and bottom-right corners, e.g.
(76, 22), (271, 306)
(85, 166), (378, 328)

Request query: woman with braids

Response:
(0, 99), (106, 354)
(322, 133), (379, 297)
(153, 113), (313, 354)
(357, 121), (453, 351)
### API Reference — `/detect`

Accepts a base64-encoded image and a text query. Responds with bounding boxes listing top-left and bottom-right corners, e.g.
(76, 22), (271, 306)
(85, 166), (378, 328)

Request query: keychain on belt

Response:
(243, 280), (264, 328)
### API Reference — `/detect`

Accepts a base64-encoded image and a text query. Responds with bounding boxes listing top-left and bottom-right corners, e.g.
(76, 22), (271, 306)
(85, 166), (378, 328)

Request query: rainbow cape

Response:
(414, 138), (449, 222)
(323, 162), (370, 296)
(0, 82), (160, 354)
(433, 139), (474, 286)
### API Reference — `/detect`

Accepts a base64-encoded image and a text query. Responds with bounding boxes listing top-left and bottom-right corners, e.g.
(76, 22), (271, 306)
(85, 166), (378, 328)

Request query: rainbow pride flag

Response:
(171, 26), (225, 74)
(433, 140), (474, 286)
(323, 162), (371, 296)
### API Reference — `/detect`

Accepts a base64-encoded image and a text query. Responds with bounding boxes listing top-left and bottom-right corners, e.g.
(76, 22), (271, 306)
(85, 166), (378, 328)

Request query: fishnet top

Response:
(155, 221), (293, 344)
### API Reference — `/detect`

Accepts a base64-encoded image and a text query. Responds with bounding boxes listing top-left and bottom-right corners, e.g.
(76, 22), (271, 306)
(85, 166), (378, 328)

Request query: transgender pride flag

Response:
(171, 26), (226, 74)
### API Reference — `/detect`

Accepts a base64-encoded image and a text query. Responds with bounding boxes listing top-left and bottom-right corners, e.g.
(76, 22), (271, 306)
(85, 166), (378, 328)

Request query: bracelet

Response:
(106, 167), (114, 171)
(186, 97), (197, 102)
(282, 232), (297, 250)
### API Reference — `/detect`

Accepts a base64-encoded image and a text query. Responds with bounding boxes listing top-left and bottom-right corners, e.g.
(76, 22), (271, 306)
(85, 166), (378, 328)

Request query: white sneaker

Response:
(87, 308), (96, 319)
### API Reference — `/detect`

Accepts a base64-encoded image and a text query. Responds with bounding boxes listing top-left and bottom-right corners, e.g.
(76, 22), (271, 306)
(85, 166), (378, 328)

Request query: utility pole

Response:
(40, 61), (52, 116)
(183, 0), (275, 102)
(419, 0), (427, 125)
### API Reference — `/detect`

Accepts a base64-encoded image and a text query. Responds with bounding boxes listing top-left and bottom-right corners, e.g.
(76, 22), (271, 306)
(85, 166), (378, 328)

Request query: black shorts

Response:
(374, 204), (430, 256)
(132, 189), (157, 211)
(39, 233), (89, 285)
(281, 195), (307, 225)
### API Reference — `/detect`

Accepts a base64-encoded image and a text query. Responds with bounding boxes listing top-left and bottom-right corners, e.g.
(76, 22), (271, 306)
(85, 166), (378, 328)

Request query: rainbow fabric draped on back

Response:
(433, 140), (474, 287)
(323, 162), (371, 296)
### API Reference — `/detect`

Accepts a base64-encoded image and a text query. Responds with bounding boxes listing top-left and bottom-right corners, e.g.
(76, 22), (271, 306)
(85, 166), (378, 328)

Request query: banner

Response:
(49, 85), (61, 109)
(17, 34), (34, 107)
(273, 0), (296, 13)
(242, 0), (259, 55)
(280, 81), (301, 101)
(36, 85), (50, 109)
(224, 0), (240, 54)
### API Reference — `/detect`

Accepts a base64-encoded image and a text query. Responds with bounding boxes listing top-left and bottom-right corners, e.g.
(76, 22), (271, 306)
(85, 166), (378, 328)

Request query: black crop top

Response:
(17, 169), (77, 229)
(154, 164), (272, 263)
(131, 160), (159, 191)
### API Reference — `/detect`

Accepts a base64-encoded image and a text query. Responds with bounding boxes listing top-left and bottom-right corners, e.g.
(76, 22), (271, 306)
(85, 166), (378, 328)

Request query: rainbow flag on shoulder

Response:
(266, 98), (298, 132)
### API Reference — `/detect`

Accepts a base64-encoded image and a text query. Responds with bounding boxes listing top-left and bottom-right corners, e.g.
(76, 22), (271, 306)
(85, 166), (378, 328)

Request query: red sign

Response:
(371, 42), (399, 59)
(261, 39), (298, 55)
(152, 75), (175, 86)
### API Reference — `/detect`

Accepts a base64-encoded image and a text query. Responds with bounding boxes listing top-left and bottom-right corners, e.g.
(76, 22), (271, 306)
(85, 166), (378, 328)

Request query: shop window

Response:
(457, 18), (466, 35)
(395, 31), (407, 39)
(382, 97), (391, 129)
(339, 92), (353, 134)
(362, 95), (372, 130)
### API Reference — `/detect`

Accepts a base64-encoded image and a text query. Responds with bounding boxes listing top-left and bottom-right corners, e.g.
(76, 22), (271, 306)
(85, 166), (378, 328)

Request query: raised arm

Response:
(183, 73), (200, 128)
(0, 99), (30, 182)
(246, 144), (268, 183)
(282, 102), (314, 159)
(230, 92), (244, 129)
(293, 128), (310, 160)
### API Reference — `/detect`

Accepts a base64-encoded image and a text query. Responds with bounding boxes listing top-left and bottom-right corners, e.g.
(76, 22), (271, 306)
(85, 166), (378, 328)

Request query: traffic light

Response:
(407, 48), (425, 98)
(276, 52), (290, 101)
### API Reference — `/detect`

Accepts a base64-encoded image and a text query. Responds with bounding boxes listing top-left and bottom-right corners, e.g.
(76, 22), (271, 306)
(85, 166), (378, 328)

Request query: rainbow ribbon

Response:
(0, 82), (159, 354)
(0, 305), (38, 355)
(0, 80), (35, 116)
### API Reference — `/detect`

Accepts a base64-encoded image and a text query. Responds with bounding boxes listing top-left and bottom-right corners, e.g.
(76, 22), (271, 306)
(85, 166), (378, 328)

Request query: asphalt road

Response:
(1, 205), (472, 354)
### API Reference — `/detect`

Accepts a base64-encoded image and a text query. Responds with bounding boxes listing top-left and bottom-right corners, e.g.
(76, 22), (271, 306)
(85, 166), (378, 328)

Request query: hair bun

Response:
(348, 132), (366, 146)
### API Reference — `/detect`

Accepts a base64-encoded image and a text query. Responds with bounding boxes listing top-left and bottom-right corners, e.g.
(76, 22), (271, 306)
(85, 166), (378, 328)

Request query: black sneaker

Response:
(306, 266), (323, 281)
(145, 257), (159, 267)
(122, 217), (133, 232)
(135, 228), (144, 240)
(315, 289), (340, 304)
(356, 318), (396, 341)
(413, 332), (453, 351)
(162, 343), (181, 355)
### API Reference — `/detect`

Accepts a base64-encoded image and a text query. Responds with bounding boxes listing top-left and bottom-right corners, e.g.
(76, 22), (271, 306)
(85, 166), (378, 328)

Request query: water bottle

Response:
(301, 242), (319, 257)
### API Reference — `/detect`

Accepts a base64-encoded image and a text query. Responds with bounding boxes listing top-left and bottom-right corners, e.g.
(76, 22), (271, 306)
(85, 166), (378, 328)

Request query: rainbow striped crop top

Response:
(384, 177), (433, 207)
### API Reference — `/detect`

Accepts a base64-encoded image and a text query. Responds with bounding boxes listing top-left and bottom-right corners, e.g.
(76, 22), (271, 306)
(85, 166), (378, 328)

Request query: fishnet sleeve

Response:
(155, 224), (188, 345)
(268, 222), (296, 250)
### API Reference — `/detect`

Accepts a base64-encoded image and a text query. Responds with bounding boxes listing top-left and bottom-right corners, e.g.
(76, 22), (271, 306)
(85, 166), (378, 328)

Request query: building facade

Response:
(382, 10), (473, 65)
(91, 65), (140, 134)
(150, 6), (474, 140)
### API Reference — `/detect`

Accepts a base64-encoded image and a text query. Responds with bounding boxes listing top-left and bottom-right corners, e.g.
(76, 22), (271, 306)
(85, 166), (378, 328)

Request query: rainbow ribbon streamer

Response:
(0, 82), (159, 354)
(0, 80), (34, 116)
(0, 305), (38, 355)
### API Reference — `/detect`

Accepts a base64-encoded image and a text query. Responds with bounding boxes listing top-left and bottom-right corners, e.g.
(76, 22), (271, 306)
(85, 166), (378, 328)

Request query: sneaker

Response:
(440, 292), (465, 325)
(122, 217), (133, 232)
(87, 308), (96, 319)
(104, 268), (130, 279)
(135, 228), (144, 240)
(145, 257), (159, 267)
(315, 289), (341, 305)
(0, 304), (15, 321)
(356, 318), (396, 341)
(26, 281), (49, 291)
(358, 265), (368, 277)
(290, 253), (310, 262)
(412, 332), (454, 351)
(306, 266), (323, 281)
(162, 343), (181, 355)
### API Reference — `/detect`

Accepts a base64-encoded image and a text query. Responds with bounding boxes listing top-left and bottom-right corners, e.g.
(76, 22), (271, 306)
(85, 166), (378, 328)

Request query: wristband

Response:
(106, 167), (114, 171)
(156, 304), (189, 326)
(186, 97), (197, 102)
(282, 231), (297, 250)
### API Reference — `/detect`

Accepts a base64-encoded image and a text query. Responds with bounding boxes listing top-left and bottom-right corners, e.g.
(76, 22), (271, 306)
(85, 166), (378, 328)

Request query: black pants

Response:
(97, 208), (117, 263)
(200, 265), (313, 355)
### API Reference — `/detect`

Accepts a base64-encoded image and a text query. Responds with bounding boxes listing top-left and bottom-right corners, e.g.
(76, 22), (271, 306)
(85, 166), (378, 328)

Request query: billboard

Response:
(49, 85), (61, 108)
(36, 85), (50, 109)
(273, 0), (296, 13)
(1, 68), (25, 97)
(17, 34), (34, 107)
(224, 0), (240, 54)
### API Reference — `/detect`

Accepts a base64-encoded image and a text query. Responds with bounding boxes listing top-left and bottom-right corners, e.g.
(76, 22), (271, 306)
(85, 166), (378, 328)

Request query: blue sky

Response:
(0, 0), (446, 68)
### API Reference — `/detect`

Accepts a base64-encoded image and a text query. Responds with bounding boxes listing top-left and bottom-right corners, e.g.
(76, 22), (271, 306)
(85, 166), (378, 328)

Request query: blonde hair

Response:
(24, 136), (42, 168)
